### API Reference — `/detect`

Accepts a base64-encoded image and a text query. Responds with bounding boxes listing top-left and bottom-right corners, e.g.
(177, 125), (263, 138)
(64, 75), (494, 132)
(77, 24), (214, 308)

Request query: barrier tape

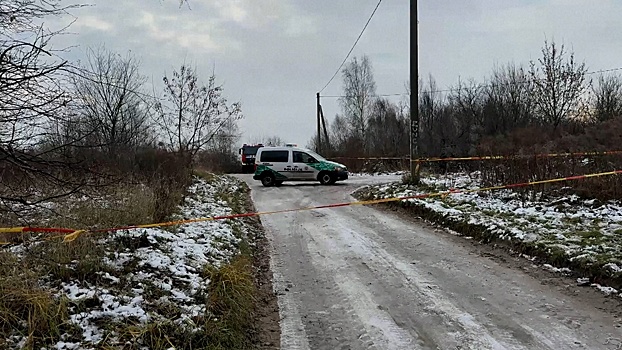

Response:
(1, 169), (621, 245)
(414, 150), (622, 163)
(330, 150), (622, 163)
(0, 227), (78, 245)
(331, 156), (410, 160)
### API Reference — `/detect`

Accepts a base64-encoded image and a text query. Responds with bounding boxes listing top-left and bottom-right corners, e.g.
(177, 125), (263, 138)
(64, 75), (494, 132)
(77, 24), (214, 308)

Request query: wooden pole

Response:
(316, 92), (322, 153)
(410, 0), (420, 183)
(320, 105), (330, 154)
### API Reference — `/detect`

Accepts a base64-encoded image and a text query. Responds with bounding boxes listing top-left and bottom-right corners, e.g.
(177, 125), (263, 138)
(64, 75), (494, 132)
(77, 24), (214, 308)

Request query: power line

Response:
(424, 66), (622, 95)
(587, 67), (622, 75)
(321, 92), (405, 98)
(318, 0), (383, 93)
(320, 66), (622, 98)
(423, 67), (622, 93)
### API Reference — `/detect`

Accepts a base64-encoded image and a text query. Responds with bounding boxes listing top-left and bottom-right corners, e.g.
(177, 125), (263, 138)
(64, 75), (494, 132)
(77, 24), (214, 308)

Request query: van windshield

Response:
(305, 150), (326, 161)
(242, 147), (259, 155)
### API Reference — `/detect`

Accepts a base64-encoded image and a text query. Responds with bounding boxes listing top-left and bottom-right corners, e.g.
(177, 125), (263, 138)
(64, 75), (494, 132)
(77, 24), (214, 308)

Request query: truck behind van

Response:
(238, 143), (263, 173)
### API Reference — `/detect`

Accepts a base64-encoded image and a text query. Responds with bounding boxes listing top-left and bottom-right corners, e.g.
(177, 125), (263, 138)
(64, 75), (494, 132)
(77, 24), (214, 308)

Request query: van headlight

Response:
(335, 166), (343, 172)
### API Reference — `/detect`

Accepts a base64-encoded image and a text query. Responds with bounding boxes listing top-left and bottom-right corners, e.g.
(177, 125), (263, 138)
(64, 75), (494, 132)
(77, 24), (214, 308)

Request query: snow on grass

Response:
(356, 171), (622, 295)
(351, 170), (408, 177)
(2, 174), (252, 349)
(591, 284), (619, 296)
(542, 264), (572, 275)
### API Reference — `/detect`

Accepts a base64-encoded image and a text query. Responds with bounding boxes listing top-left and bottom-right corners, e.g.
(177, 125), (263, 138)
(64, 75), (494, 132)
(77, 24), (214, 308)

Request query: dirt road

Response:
(239, 174), (622, 350)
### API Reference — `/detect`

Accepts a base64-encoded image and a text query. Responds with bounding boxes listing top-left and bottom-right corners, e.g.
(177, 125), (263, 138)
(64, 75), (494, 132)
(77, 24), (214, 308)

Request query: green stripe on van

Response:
(254, 164), (288, 180)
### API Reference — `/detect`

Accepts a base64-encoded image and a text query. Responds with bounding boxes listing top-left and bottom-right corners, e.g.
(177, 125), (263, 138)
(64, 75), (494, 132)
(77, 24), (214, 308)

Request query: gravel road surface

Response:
(239, 174), (622, 350)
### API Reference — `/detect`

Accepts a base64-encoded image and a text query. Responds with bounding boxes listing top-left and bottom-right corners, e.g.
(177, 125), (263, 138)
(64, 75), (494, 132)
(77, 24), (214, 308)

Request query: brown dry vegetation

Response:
(477, 118), (622, 200)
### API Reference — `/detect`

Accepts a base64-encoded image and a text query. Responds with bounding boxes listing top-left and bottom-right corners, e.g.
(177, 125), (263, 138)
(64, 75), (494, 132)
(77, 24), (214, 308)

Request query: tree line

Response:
(314, 40), (622, 162)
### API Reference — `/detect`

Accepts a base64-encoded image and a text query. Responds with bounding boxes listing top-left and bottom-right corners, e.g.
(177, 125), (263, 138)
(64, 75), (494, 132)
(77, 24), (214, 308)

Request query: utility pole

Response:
(319, 105), (330, 153)
(410, 0), (420, 183)
(316, 92), (322, 153)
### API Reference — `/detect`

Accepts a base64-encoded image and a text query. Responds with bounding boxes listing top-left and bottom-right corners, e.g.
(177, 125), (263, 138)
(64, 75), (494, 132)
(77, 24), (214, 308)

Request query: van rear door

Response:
(258, 150), (290, 180)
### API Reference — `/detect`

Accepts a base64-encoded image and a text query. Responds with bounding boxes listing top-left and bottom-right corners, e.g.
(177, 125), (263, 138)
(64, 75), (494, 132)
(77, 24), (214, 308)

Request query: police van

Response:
(252, 145), (348, 186)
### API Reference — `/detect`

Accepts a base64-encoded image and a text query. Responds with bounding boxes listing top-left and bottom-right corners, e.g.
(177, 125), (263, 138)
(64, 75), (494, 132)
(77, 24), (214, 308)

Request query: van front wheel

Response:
(318, 172), (335, 185)
(261, 173), (275, 187)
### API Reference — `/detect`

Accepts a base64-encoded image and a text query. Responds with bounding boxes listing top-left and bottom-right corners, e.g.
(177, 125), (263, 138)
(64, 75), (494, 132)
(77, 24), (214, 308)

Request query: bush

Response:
(196, 150), (240, 174)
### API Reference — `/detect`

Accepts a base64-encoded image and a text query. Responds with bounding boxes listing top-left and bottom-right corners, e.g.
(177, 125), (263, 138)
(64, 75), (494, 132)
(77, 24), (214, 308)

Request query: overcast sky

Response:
(52, 0), (622, 147)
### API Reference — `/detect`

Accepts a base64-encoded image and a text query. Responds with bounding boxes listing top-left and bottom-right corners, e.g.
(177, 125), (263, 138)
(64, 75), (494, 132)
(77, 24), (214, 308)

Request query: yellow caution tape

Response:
(0, 170), (620, 244)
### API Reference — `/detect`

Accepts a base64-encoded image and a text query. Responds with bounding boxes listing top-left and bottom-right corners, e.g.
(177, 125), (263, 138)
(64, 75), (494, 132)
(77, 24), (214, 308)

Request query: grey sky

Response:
(51, 0), (622, 147)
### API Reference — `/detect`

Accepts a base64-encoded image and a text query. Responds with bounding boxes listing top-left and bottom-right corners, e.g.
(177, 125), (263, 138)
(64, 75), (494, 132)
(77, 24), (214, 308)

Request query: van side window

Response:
(260, 150), (289, 162)
(293, 151), (317, 163)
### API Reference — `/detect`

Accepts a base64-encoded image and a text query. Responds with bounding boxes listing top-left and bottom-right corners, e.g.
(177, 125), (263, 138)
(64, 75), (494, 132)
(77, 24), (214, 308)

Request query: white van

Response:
(252, 146), (348, 186)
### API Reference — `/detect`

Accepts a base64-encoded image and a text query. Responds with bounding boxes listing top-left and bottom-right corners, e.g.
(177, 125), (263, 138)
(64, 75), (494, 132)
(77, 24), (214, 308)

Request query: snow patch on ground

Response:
(542, 264), (572, 275)
(591, 284), (619, 296)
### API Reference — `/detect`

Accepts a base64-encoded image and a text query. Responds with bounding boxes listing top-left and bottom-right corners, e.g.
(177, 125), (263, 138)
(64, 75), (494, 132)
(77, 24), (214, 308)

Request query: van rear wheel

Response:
(261, 173), (275, 187)
(319, 172), (335, 185)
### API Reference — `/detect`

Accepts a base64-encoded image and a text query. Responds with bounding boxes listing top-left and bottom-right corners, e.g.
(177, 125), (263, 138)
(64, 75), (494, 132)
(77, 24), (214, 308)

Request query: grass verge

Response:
(192, 171), (279, 350)
(202, 255), (257, 349)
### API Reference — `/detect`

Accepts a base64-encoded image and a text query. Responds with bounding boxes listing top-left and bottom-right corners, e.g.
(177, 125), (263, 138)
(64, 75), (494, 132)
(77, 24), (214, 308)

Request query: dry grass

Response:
(476, 120), (622, 201)
(45, 184), (157, 230)
(24, 237), (111, 284)
(0, 148), (198, 348)
(202, 255), (257, 350)
(0, 240), (107, 347)
(0, 252), (76, 349)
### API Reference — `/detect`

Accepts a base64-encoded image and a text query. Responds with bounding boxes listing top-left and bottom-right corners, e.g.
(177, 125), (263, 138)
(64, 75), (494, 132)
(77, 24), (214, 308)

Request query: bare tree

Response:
(339, 55), (376, 151)
(154, 65), (243, 161)
(418, 75), (461, 157)
(0, 1), (91, 218)
(1, 1), (73, 151)
(367, 98), (407, 156)
(71, 46), (153, 156)
(592, 74), (622, 122)
(528, 40), (589, 128)
(210, 115), (240, 153)
(264, 136), (283, 146)
(419, 76), (438, 131)
(482, 63), (534, 135)
(247, 135), (283, 146)
(448, 79), (485, 155)
(329, 114), (351, 154)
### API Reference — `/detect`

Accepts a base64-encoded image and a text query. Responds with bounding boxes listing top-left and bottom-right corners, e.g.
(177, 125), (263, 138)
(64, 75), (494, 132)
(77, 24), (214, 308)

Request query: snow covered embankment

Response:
(355, 172), (622, 296)
(5, 175), (256, 349)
